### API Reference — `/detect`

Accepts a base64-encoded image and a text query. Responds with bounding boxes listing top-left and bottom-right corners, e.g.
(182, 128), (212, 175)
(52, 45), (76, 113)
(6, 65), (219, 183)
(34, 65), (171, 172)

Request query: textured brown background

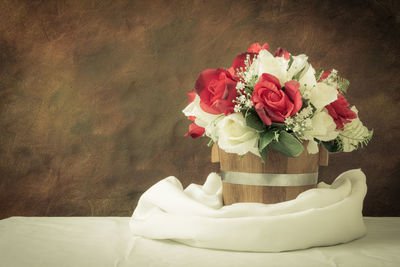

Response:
(0, 0), (399, 219)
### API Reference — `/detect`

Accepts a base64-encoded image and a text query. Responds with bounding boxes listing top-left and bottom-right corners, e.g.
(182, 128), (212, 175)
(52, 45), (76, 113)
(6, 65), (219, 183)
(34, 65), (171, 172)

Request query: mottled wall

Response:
(0, 0), (399, 218)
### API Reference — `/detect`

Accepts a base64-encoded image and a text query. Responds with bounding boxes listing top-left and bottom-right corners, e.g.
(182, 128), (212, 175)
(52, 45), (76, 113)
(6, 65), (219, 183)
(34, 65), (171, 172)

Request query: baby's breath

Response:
(232, 54), (258, 113)
(233, 88), (253, 112)
(236, 81), (245, 90)
(236, 54), (259, 87)
(245, 99), (253, 108)
(284, 106), (314, 138)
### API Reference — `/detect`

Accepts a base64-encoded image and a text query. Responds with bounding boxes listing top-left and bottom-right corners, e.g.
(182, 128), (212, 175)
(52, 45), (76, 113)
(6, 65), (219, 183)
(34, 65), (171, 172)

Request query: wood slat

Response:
(222, 182), (317, 205)
(218, 142), (320, 174)
(214, 142), (326, 205)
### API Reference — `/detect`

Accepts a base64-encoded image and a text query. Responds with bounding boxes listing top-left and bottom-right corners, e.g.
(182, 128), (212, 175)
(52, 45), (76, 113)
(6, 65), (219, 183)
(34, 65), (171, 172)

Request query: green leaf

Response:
(259, 131), (275, 151)
(245, 110), (264, 131)
(269, 131), (304, 157)
(322, 138), (343, 153)
(259, 146), (268, 163)
(292, 66), (305, 81)
(270, 122), (286, 130)
(207, 139), (214, 147)
(336, 77), (350, 95)
(287, 55), (294, 70)
(315, 68), (324, 81)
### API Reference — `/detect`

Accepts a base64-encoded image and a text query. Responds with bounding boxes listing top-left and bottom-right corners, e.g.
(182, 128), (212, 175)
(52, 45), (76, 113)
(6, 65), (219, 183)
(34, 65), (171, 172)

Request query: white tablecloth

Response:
(0, 217), (399, 267)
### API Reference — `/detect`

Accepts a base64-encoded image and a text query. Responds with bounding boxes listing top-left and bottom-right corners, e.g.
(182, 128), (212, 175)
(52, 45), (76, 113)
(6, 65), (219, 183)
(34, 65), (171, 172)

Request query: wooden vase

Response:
(211, 143), (329, 205)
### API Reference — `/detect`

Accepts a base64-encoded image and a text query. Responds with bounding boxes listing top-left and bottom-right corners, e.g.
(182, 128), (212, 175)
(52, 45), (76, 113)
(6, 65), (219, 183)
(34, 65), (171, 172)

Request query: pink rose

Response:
(195, 68), (237, 115)
(251, 74), (302, 125)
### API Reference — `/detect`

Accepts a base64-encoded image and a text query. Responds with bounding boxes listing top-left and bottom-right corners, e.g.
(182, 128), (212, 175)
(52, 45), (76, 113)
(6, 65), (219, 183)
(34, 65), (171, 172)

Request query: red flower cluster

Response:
(185, 42), (300, 136)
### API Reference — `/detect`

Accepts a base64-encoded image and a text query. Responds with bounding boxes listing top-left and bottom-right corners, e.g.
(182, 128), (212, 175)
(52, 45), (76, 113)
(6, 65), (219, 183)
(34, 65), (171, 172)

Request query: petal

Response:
(284, 80), (303, 115)
(274, 47), (290, 60)
(195, 69), (220, 106)
(318, 71), (331, 82)
(255, 103), (272, 125)
(258, 73), (281, 90)
(247, 43), (262, 53)
(185, 123), (205, 138)
(307, 140), (319, 154)
(264, 107), (285, 123)
(232, 52), (257, 76)
(187, 91), (197, 103)
(247, 42), (269, 53)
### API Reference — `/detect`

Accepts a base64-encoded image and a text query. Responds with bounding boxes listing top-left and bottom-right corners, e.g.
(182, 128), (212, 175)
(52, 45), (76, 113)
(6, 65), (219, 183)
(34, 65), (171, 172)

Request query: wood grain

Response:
(218, 142), (321, 174)
(319, 145), (329, 166)
(222, 182), (316, 205)
(217, 143), (320, 204)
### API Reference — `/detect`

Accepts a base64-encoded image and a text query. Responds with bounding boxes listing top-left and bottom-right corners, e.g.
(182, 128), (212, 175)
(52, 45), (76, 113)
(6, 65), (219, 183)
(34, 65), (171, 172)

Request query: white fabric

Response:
(130, 169), (367, 252)
(1, 217), (400, 267)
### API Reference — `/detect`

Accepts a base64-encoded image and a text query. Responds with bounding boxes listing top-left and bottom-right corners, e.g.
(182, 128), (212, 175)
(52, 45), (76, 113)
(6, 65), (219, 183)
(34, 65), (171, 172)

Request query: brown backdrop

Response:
(0, 0), (399, 219)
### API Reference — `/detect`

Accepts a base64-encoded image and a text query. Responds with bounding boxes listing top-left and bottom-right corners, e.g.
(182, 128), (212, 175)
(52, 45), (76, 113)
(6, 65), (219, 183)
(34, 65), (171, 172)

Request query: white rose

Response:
(309, 82), (338, 111)
(256, 49), (288, 85)
(298, 63), (317, 95)
(305, 109), (338, 142)
(217, 113), (259, 156)
(182, 94), (223, 141)
(287, 54), (308, 80)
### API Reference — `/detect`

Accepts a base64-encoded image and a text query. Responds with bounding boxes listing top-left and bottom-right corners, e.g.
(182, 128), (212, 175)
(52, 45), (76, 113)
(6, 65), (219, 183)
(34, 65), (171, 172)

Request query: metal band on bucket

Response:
(220, 171), (318, 187)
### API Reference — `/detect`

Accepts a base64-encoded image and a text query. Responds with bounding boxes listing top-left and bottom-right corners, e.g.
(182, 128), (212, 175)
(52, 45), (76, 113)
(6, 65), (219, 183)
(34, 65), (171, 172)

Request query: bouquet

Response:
(183, 42), (373, 161)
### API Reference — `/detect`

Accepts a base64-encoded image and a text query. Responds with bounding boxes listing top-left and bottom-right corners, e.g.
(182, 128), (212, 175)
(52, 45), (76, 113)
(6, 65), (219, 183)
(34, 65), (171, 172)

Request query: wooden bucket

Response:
(211, 143), (328, 205)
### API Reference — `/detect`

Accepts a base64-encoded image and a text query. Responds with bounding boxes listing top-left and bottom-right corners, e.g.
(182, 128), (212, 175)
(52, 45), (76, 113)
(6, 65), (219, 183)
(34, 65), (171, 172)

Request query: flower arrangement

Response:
(183, 42), (373, 161)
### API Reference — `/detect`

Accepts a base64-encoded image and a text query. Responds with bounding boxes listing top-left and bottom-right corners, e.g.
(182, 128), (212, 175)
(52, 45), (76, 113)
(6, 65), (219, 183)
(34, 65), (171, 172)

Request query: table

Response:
(0, 217), (399, 266)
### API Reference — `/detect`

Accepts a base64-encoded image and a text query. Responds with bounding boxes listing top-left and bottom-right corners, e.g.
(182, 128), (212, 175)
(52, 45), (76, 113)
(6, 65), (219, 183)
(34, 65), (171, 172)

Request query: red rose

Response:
(195, 68), (237, 115)
(228, 52), (257, 80)
(274, 47), (290, 60)
(247, 42), (269, 53)
(318, 71), (331, 82)
(184, 122), (205, 138)
(318, 71), (357, 129)
(184, 91), (205, 138)
(228, 42), (269, 80)
(251, 74), (302, 125)
(326, 92), (357, 130)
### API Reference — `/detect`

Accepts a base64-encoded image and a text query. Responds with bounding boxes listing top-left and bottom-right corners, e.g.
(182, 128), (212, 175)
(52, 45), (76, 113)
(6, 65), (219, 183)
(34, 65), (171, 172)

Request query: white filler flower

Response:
(217, 113), (260, 156)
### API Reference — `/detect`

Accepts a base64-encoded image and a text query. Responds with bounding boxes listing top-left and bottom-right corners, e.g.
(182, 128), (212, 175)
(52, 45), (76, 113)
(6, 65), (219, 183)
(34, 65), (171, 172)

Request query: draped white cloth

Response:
(130, 169), (367, 252)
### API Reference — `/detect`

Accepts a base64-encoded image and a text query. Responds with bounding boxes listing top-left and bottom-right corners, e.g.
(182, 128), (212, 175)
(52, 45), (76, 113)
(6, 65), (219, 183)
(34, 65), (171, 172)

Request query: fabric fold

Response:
(130, 169), (367, 252)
